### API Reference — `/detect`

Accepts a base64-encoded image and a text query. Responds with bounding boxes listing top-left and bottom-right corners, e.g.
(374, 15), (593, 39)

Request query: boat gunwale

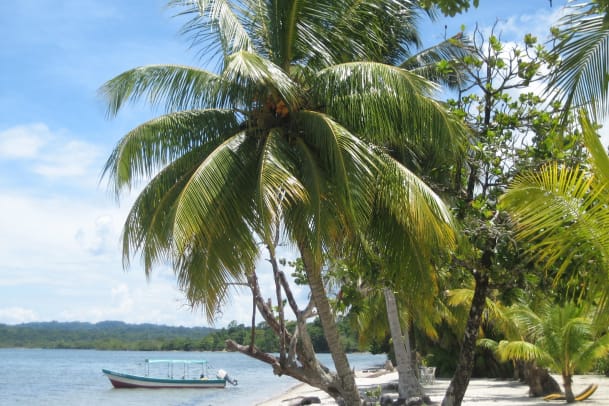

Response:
(102, 368), (227, 388)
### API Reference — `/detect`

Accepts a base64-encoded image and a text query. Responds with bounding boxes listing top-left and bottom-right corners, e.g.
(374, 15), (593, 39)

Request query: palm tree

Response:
(500, 113), (609, 324)
(100, 0), (464, 403)
(548, 1), (609, 121)
(484, 302), (609, 403)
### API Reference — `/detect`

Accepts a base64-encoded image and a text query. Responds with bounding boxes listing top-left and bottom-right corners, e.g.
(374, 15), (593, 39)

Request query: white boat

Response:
(102, 359), (237, 389)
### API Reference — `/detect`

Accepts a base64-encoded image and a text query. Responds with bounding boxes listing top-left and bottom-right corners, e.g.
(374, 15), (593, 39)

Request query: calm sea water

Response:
(0, 349), (386, 405)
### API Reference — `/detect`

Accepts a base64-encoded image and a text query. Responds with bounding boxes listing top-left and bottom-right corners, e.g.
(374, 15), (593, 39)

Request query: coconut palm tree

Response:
(100, 0), (464, 403)
(485, 302), (609, 403)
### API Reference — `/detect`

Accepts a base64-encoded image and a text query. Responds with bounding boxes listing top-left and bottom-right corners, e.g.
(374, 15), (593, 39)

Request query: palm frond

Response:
(580, 111), (609, 186)
(222, 51), (302, 108)
(477, 337), (499, 352)
(364, 159), (454, 288)
(100, 65), (223, 115)
(496, 340), (551, 365)
(102, 109), (239, 197)
(575, 332), (609, 371)
(501, 162), (609, 277)
(172, 132), (258, 249)
(313, 61), (466, 155)
(400, 34), (473, 89)
(256, 0), (305, 68)
(291, 0), (420, 68)
(294, 110), (379, 210)
(548, 3), (609, 120)
(255, 127), (308, 234)
(171, 0), (253, 59)
(120, 145), (218, 272)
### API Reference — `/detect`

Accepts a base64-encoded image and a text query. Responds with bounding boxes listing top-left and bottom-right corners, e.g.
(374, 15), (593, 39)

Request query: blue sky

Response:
(0, 1), (569, 327)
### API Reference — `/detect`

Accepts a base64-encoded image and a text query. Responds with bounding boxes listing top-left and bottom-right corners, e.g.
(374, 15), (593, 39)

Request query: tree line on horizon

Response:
(0, 319), (362, 353)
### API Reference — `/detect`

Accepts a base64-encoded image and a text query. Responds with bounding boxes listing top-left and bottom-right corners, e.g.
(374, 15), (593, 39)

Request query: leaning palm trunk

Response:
(226, 238), (356, 401)
(226, 269), (340, 395)
(300, 243), (361, 405)
(384, 288), (428, 402)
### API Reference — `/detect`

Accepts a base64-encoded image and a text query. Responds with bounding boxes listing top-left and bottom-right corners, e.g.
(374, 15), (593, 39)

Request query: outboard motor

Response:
(217, 369), (238, 386)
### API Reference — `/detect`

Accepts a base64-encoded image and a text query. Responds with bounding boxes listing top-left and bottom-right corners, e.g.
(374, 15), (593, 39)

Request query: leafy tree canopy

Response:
(420, 0), (479, 16)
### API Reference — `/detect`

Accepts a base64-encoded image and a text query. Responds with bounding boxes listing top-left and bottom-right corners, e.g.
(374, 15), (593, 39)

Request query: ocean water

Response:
(0, 349), (386, 405)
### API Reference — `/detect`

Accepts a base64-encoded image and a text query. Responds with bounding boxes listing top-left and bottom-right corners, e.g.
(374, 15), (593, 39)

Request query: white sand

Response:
(256, 370), (609, 405)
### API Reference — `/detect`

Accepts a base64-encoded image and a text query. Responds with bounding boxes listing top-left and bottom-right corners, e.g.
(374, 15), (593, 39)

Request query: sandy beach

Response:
(257, 370), (609, 405)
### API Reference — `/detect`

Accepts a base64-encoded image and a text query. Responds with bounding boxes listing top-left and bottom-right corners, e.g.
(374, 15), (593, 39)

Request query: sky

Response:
(0, 0), (571, 328)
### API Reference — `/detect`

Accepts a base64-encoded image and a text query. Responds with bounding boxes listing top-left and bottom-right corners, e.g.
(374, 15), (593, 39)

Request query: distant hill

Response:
(0, 321), (216, 351)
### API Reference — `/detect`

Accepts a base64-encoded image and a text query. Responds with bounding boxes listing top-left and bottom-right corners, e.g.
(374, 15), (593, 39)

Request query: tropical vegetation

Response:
(0, 320), (359, 353)
(481, 302), (609, 403)
(101, 0), (464, 404)
(98, 0), (609, 405)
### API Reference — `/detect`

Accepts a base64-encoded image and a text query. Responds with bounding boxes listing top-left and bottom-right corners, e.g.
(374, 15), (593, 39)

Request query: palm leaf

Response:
(100, 65), (223, 115)
(496, 340), (550, 365)
(374, 154), (455, 252)
(171, 0), (253, 59)
(400, 34), (472, 89)
(548, 2), (609, 120)
(101, 109), (239, 197)
(501, 161), (609, 280)
(580, 111), (609, 186)
(313, 61), (465, 155)
(255, 127), (308, 234)
(173, 132), (258, 248)
(120, 150), (202, 271)
(222, 51), (302, 109)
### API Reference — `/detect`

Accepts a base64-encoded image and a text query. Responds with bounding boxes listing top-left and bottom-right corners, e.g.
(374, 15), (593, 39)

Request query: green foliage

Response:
(548, 0), (609, 121)
(501, 113), (609, 314)
(420, 0), (479, 16)
(0, 321), (215, 351)
(0, 318), (361, 353)
(101, 0), (465, 329)
(494, 303), (609, 379)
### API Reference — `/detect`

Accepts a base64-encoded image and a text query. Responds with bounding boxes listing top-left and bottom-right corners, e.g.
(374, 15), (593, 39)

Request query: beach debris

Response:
(285, 396), (321, 405)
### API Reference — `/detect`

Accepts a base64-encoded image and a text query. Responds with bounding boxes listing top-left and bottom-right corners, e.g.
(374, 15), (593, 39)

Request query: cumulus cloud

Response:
(0, 123), (50, 158)
(491, 6), (565, 42)
(75, 214), (119, 256)
(0, 123), (101, 182)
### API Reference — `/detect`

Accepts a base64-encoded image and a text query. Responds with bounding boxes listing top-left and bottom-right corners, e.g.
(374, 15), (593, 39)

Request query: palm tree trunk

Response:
(442, 271), (489, 406)
(563, 373), (575, 403)
(300, 242), (361, 405)
(384, 288), (426, 401)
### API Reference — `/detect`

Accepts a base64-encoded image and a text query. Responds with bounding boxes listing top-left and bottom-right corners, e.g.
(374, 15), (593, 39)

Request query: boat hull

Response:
(102, 369), (227, 389)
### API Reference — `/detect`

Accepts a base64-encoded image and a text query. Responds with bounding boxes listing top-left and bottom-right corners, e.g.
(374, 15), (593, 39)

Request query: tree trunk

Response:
(562, 373), (575, 403)
(234, 268), (343, 398)
(384, 288), (427, 402)
(442, 272), (489, 406)
(300, 243), (361, 405)
(525, 362), (561, 397)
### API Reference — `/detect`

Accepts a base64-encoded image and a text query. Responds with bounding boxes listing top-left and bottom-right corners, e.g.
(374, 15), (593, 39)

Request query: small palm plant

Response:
(482, 302), (609, 403)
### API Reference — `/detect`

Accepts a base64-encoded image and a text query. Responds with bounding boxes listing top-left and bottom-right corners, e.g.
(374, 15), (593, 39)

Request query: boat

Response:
(102, 359), (238, 389)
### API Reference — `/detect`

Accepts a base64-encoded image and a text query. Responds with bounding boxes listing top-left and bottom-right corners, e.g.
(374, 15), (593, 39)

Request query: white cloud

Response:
(491, 6), (566, 42)
(0, 123), (50, 158)
(0, 183), (306, 327)
(0, 307), (39, 324)
(75, 214), (119, 256)
(0, 123), (101, 182)
(34, 140), (101, 178)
